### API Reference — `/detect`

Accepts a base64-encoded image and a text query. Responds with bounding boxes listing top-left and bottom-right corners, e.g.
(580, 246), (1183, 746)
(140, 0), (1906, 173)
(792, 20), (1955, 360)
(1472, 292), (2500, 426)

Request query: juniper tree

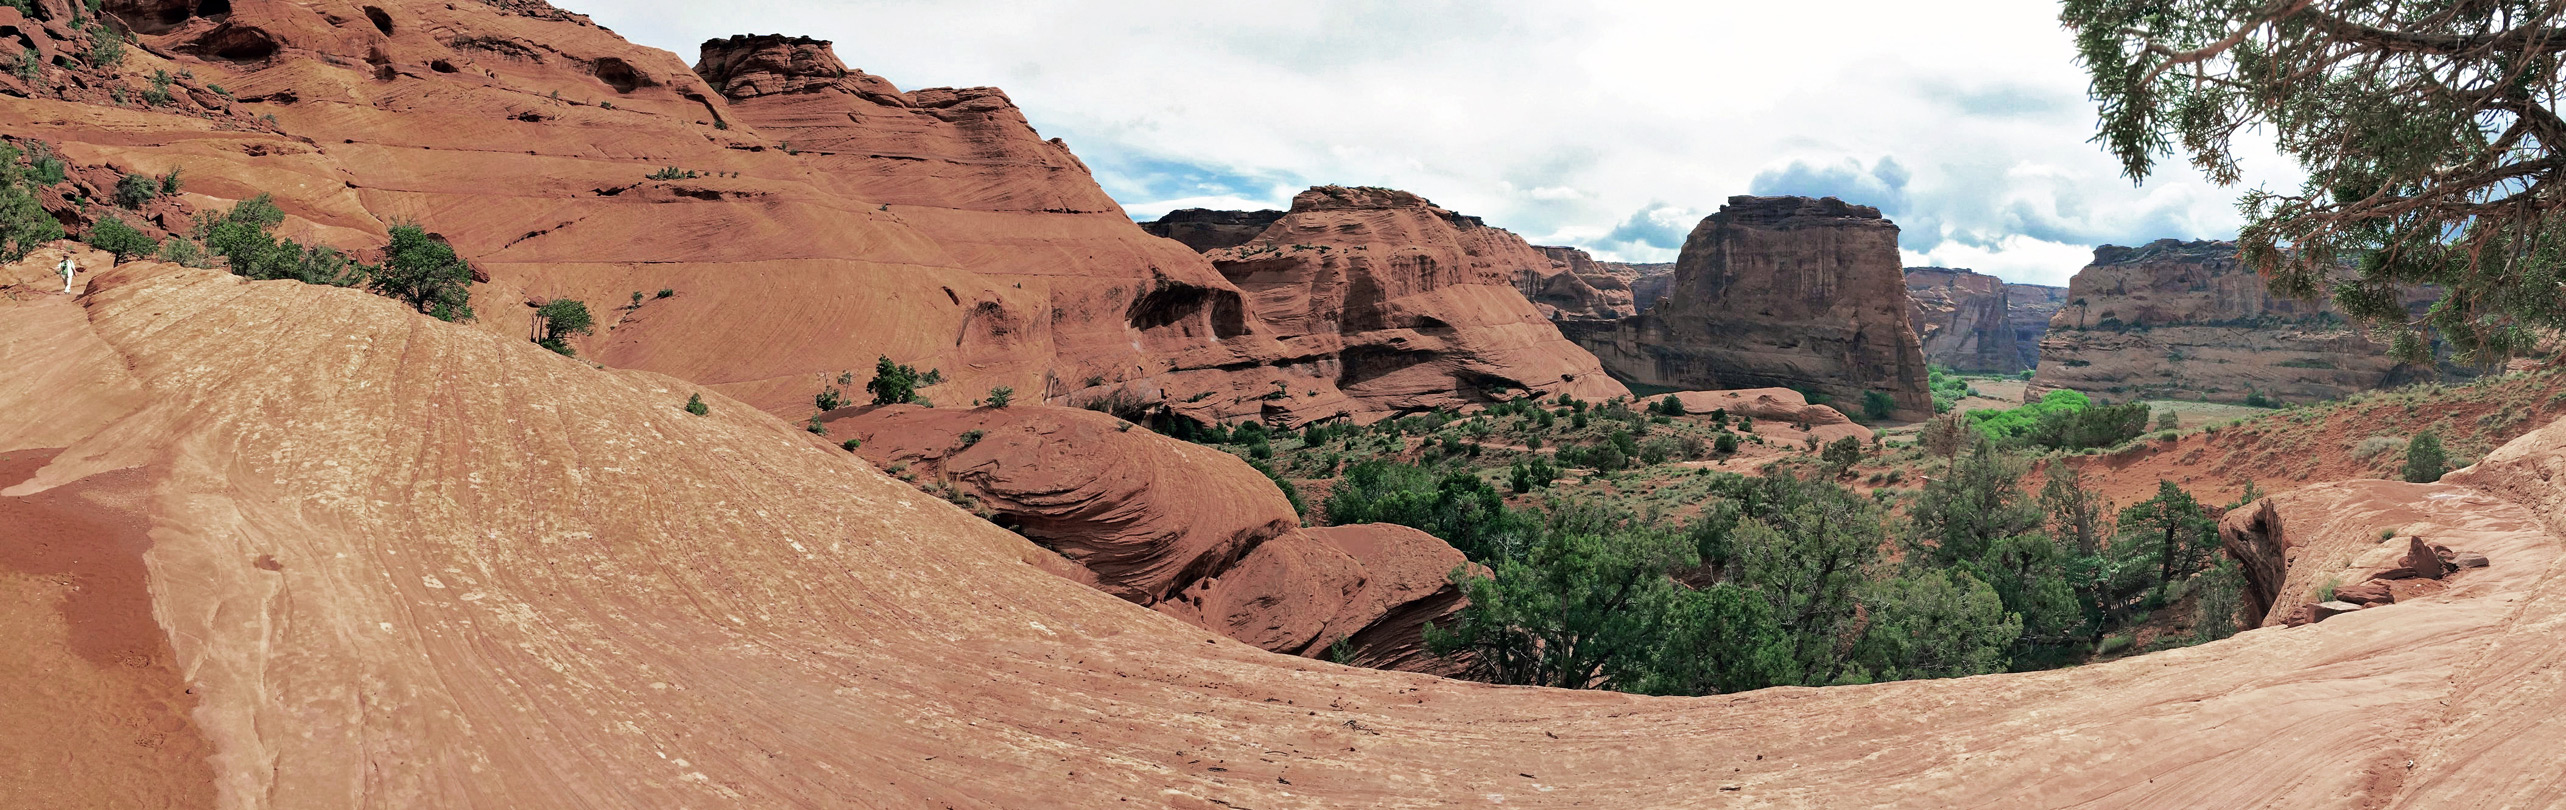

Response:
(2062, 1), (2566, 362)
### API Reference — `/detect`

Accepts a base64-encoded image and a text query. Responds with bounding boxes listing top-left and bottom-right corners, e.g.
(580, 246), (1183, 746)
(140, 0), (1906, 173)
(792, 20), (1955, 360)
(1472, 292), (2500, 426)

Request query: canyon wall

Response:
(1570, 196), (1932, 419)
(1203, 186), (1628, 416)
(0, 3), (1413, 427)
(1616, 260), (1677, 312)
(2030, 240), (2451, 404)
(1141, 208), (1283, 252)
(1528, 244), (1639, 321)
(1905, 266), (2063, 374)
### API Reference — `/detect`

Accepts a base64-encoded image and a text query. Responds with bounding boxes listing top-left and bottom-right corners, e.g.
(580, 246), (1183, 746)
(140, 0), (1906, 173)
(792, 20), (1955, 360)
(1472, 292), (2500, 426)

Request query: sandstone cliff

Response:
(1141, 208), (1283, 252)
(0, 5), (1404, 428)
(1615, 260), (1677, 312)
(1905, 267), (2061, 374)
(1570, 196), (1932, 419)
(1203, 186), (1628, 416)
(2030, 240), (2451, 404)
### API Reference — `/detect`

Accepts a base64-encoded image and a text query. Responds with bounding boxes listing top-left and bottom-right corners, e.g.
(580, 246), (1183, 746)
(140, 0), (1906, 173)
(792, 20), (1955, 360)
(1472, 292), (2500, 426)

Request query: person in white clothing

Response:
(58, 255), (75, 293)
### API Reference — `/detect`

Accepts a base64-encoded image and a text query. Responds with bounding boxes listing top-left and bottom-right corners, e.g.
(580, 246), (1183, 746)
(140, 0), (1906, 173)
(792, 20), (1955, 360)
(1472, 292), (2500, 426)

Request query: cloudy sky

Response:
(589, 1), (2302, 286)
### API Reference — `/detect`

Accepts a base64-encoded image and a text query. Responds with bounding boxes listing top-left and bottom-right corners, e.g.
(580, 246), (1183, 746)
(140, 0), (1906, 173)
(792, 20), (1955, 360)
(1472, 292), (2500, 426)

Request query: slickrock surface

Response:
(9, 258), (2566, 807)
(1570, 196), (1932, 419)
(1142, 208), (1285, 252)
(2031, 240), (2453, 404)
(825, 403), (1469, 672)
(1204, 186), (1628, 419)
(1906, 266), (2059, 374)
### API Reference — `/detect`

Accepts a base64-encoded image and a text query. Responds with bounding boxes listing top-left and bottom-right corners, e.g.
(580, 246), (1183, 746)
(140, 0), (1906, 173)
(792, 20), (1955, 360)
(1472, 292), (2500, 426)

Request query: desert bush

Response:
(2404, 429), (2447, 483)
(82, 216), (156, 260)
(2351, 435), (2406, 460)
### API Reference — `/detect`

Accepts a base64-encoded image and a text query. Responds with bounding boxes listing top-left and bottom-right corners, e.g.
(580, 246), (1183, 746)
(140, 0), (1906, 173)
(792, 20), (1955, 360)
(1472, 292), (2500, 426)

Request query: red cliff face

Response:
(1142, 208), (1285, 252)
(2030, 240), (2456, 404)
(1203, 186), (1629, 417)
(1528, 245), (1639, 322)
(1, 7), (1348, 426)
(1906, 267), (2059, 374)
(1572, 196), (1932, 419)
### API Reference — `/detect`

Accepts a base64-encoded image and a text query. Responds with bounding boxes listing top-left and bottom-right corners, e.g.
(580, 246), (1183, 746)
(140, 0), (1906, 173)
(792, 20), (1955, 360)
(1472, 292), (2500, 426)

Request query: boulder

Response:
(1568, 196), (1932, 419)
(2332, 580), (2393, 605)
(1666, 388), (1872, 444)
(2407, 535), (2451, 580)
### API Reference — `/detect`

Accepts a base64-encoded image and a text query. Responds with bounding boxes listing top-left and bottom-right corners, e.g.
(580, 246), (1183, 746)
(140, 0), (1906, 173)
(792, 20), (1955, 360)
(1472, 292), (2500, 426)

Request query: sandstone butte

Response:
(1140, 208), (1283, 253)
(0, 0), (1614, 430)
(2031, 239), (2459, 405)
(9, 253), (2566, 808)
(1905, 266), (2064, 375)
(1201, 185), (1630, 417)
(1568, 195), (1935, 419)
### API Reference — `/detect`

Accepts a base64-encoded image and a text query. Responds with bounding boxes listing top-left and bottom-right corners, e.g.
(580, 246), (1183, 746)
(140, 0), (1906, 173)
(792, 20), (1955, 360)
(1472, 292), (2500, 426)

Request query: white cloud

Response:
(586, 0), (2304, 285)
(1903, 236), (2100, 288)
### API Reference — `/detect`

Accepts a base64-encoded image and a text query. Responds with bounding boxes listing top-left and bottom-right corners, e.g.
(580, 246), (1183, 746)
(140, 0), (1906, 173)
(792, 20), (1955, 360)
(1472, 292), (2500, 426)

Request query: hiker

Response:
(57, 254), (75, 294)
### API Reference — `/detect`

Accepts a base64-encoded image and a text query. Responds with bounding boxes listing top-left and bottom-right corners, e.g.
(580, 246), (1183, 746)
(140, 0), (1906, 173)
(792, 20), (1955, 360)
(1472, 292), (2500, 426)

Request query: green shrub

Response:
(2403, 429), (2447, 483)
(84, 23), (123, 68)
(683, 393), (709, 416)
(198, 195), (368, 286)
(82, 216), (157, 260)
(866, 356), (934, 406)
(985, 385), (1013, 408)
(0, 145), (65, 261)
(115, 172), (157, 208)
(1862, 390), (1896, 422)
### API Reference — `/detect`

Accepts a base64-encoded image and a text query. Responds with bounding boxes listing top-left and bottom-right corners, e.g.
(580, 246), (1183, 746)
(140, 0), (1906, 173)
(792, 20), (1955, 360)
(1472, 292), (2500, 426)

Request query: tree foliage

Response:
(533, 298), (593, 356)
(2405, 427), (2449, 482)
(197, 195), (367, 287)
(369, 224), (475, 321)
(82, 216), (156, 260)
(2062, 0), (2566, 362)
(0, 144), (64, 261)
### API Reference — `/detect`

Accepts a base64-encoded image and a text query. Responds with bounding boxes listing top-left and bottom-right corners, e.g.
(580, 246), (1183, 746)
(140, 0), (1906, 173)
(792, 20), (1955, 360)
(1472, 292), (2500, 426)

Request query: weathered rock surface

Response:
(1906, 266), (2060, 374)
(2031, 240), (2454, 404)
(1568, 196), (1932, 419)
(2216, 480), (2501, 627)
(1141, 208), (1284, 252)
(20, 256), (2566, 808)
(1203, 186), (1629, 420)
(823, 403), (1467, 671)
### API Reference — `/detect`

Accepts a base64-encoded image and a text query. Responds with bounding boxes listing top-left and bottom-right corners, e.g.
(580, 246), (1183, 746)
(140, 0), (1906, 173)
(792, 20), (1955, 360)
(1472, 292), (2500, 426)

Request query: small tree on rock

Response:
(370, 225), (475, 322)
(532, 298), (592, 356)
(2404, 429), (2448, 483)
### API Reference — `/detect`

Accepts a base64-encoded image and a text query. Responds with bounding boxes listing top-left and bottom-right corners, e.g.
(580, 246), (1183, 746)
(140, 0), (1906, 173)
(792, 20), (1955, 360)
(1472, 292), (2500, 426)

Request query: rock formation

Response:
(1203, 186), (1628, 418)
(1665, 388), (1873, 445)
(1905, 267), (2062, 374)
(0, 5), (1404, 428)
(821, 403), (1469, 672)
(1568, 196), (1932, 419)
(17, 253), (2566, 808)
(2031, 240), (2453, 404)
(1526, 245), (1640, 322)
(1141, 208), (1284, 252)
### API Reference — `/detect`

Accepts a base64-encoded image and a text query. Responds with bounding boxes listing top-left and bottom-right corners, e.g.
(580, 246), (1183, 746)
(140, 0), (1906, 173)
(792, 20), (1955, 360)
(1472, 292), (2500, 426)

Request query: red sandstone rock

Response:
(1203, 186), (1628, 420)
(1528, 245), (1640, 322)
(824, 403), (1468, 671)
(18, 257), (2566, 807)
(1569, 196), (1932, 419)
(2407, 535), (2451, 579)
(2332, 580), (2393, 605)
